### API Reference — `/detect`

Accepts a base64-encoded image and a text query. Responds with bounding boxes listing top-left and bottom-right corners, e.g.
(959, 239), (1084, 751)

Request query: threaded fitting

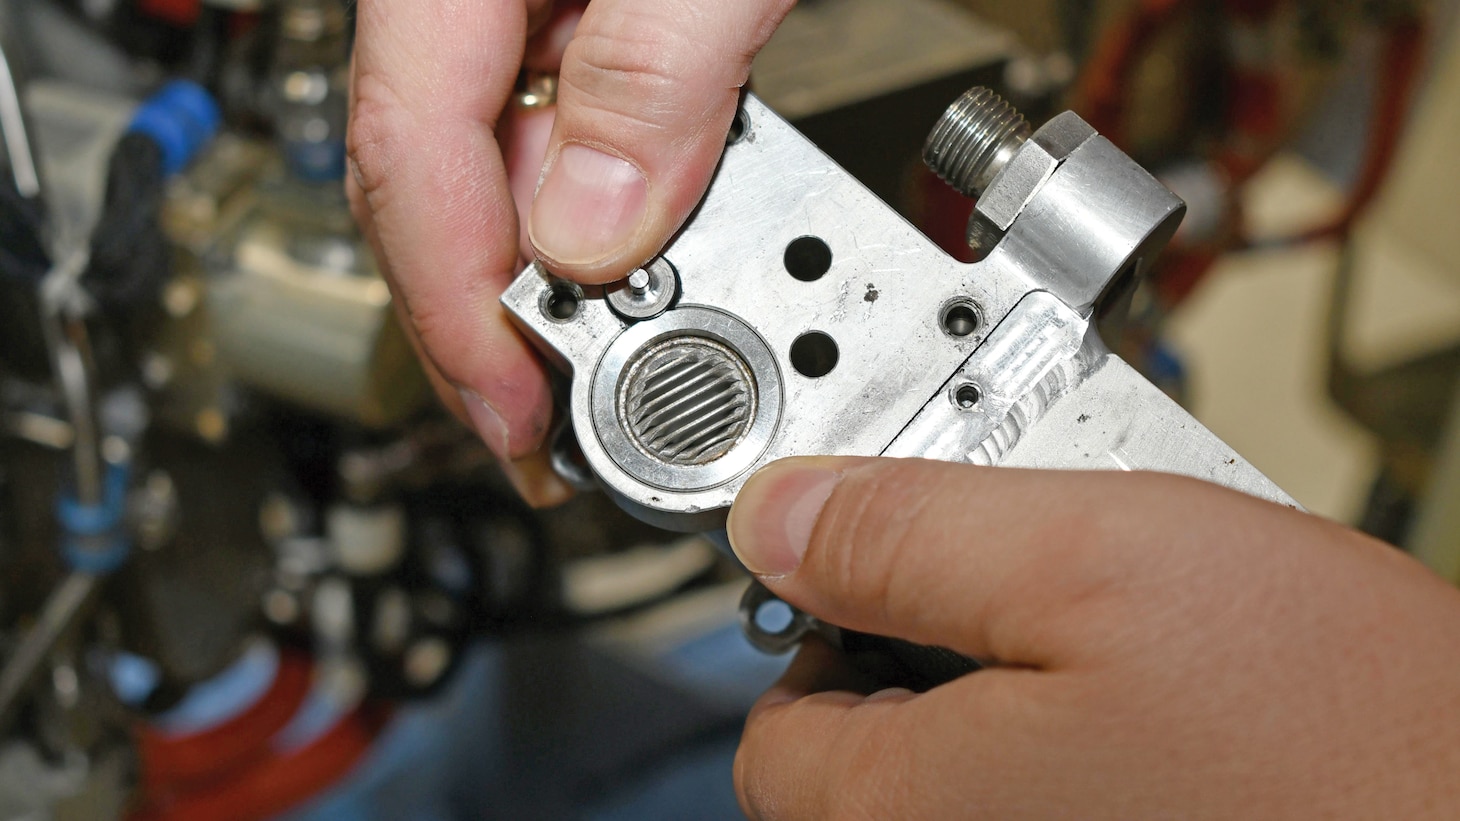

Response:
(923, 87), (1031, 198)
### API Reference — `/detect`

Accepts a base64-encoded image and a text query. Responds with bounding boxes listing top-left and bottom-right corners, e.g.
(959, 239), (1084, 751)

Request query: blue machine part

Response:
(56, 460), (131, 574)
(127, 80), (222, 176)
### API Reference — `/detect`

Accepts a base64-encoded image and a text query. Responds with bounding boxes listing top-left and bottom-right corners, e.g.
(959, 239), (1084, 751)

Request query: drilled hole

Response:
(954, 384), (982, 410)
(753, 599), (794, 635)
(790, 332), (838, 378)
(541, 281), (582, 322)
(727, 108), (749, 145)
(784, 236), (832, 282)
(941, 300), (981, 337)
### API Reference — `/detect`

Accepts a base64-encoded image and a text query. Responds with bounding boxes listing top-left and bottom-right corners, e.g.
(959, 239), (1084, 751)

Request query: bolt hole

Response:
(784, 236), (832, 282)
(954, 384), (982, 410)
(753, 599), (795, 635)
(541, 281), (582, 322)
(941, 300), (981, 337)
(727, 108), (749, 145)
(790, 331), (839, 378)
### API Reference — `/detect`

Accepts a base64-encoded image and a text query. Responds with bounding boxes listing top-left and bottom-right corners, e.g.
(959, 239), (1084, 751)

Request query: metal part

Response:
(621, 337), (753, 465)
(922, 86), (1030, 199)
(504, 91), (1289, 533)
(606, 257), (679, 321)
(738, 581), (819, 655)
(203, 185), (430, 428)
(0, 34), (43, 202)
(588, 307), (782, 522)
(0, 573), (100, 733)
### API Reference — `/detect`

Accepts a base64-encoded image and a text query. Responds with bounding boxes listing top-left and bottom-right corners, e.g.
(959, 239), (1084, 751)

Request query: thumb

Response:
(528, 0), (794, 282)
(726, 457), (1260, 666)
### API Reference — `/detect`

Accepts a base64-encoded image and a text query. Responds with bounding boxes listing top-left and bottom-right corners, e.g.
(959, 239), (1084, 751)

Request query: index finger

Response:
(347, 0), (553, 460)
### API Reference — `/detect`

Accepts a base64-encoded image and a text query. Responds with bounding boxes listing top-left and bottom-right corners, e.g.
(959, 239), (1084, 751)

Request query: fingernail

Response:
(727, 461), (842, 576)
(458, 388), (510, 458)
(499, 452), (576, 510)
(864, 687), (916, 704)
(529, 144), (648, 265)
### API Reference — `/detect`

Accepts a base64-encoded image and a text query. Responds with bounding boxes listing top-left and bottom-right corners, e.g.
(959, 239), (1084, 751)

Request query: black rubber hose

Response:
(84, 131), (170, 313)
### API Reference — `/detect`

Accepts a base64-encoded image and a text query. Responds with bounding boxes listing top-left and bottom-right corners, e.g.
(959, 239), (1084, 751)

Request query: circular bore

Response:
(592, 307), (782, 492)
(727, 107), (749, 145)
(940, 298), (982, 338)
(953, 383), (983, 410)
(540, 280), (582, 322)
(784, 236), (833, 282)
(790, 331), (838, 378)
(620, 336), (755, 466)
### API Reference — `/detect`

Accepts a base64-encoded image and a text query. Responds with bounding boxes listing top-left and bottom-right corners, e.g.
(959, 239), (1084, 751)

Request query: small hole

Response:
(954, 384), (982, 410)
(941, 300), (981, 337)
(727, 108), (749, 145)
(753, 599), (795, 635)
(790, 332), (838, 378)
(541, 281), (581, 322)
(784, 236), (832, 282)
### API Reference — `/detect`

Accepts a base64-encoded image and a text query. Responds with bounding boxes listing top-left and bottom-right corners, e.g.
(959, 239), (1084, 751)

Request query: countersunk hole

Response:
(753, 599), (794, 635)
(727, 108), (749, 145)
(540, 280), (582, 322)
(790, 331), (838, 378)
(784, 236), (833, 282)
(941, 299), (982, 337)
(954, 383), (982, 410)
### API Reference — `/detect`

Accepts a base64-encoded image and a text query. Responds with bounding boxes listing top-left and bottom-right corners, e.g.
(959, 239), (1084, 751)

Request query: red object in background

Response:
(137, 0), (201, 27)
(137, 652), (312, 790)
(129, 651), (389, 821)
(1071, 0), (1427, 310)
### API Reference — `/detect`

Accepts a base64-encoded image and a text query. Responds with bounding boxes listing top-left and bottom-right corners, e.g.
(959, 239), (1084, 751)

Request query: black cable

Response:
(0, 177), (51, 378)
(84, 132), (170, 313)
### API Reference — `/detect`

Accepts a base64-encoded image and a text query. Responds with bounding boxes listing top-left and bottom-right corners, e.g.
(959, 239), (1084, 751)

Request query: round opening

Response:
(753, 599), (795, 636)
(941, 300), (981, 337)
(541, 281), (581, 322)
(954, 383), (982, 410)
(790, 332), (839, 378)
(727, 108), (749, 145)
(784, 236), (833, 282)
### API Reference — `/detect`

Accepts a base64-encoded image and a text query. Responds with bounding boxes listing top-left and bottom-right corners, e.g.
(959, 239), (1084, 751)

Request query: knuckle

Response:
(560, 12), (734, 137)
(562, 32), (679, 126)
(345, 72), (409, 202)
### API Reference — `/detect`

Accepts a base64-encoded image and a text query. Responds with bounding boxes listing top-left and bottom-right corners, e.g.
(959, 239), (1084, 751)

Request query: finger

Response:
(507, 5), (586, 258)
(726, 457), (1309, 666)
(347, 0), (552, 460)
(736, 641), (909, 821)
(528, 0), (796, 282)
(737, 661), (1078, 820)
(524, 2), (586, 71)
(503, 105), (557, 262)
(751, 637), (878, 716)
(380, 295), (573, 507)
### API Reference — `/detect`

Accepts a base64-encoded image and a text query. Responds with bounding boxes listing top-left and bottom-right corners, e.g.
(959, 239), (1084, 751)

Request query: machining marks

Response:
(621, 338), (755, 466)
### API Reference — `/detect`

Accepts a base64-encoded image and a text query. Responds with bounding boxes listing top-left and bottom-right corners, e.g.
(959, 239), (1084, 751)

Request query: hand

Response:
(728, 458), (1460, 819)
(346, 0), (794, 503)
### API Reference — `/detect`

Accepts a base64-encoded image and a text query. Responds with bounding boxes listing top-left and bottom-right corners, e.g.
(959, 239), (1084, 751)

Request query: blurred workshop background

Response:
(0, 0), (1458, 818)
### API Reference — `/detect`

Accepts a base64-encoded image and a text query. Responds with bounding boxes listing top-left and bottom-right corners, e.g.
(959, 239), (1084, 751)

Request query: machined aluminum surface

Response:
(503, 93), (1294, 530)
(590, 307), (781, 497)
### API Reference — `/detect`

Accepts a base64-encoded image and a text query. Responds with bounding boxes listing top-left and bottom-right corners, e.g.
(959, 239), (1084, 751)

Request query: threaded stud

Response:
(923, 87), (1030, 198)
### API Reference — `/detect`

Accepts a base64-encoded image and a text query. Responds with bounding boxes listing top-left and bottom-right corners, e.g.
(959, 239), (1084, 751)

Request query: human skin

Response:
(345, 0), (795, 504)
(728, 457), (1460, 819)
(346, 4), (1460, 817)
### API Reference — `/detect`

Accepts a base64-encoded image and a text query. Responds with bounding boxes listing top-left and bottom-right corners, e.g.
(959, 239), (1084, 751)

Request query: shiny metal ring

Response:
(590, 306), (782, 493)
(515, 72), (558, 109)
